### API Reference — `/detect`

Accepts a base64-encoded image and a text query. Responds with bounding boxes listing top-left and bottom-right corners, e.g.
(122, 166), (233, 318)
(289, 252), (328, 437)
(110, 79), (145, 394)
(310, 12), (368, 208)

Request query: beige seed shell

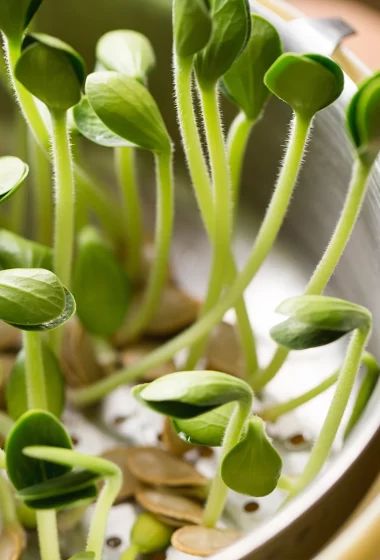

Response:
(171, 525), (241, 557)
(101, 447), (141, 502)
(136, 489), (203, 525)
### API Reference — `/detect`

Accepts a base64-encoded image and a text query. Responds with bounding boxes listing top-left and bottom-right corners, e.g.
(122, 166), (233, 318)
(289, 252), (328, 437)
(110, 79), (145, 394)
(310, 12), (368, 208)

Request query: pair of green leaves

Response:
(134, 371), (282, 497)
(0, 156), (28, 203)
(271, 295), (371, 350)
(347, 72), (380, 164)
(15, 33), (86, 111)
(6, 344), (65, 420)
(0, 268), (75, 331)
(0, 229), (52, 270)
(73, 227), (131, 337)
(0, 0), (42, 41)
(265, 53), (344, 119)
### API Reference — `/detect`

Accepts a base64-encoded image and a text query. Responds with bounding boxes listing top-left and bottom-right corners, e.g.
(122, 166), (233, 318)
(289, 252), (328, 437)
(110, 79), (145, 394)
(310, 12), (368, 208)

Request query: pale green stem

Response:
(36, 510), (61, 560)
(0, 473), (18, 526)
(123, 150), (174, 339)
(10, 113), (28, 235)
(0, 411), (13, 438)
(120, 544), (140, 560)
(277, 475), (296, 493)
(227, 111), (255, 212)
(203, 398), (252, 527)
(69, 113), (311, 407)
(0, 449), (5, 469)
(28, 132), (53, 245)
(258, 158), (372, 389)
(261, 370), (338, 422)
(114, 147), (143, 282)
(174, 54), (258, 377)
(24, 331), (47, 410)
(290, 327), (370, 497)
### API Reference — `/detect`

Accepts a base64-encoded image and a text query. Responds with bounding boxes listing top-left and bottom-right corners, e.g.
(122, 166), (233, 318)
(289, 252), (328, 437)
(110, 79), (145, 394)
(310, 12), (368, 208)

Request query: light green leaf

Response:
(6, 344), (65, 420)
(221, 416), (282, 496)
(73, 227), (131, 336)
(173, 0), (211, 58)
(0, 157), (28, 203)
(264, 53), (344, 118)
(96, 30), (155, 82)
(130, 512), (172, 553)
(195, 0), (251, 87)
(15, 33), (86, 110)
(133, 370), (253, 419)
(0, 0), (43, 40)
(174, 402), (235, 446)
(222, 15), (282, 120)
(69, 554), (95, 560)
(86, 71), (171, 153)
(73, 97), (133, 148)
(0, 230), (52, 270)
(347, 72), (380, 164)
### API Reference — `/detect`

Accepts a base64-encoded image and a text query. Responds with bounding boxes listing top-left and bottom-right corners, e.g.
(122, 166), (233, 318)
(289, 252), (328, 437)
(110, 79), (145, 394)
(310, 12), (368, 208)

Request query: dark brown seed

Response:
(113, 415), (128, 426)
(70, 434), (79, 446)
(244, 501), (259, 513)
(106, 536), (122, 548)
(289, 434), (306, 446)
(198, 447), (214, 458)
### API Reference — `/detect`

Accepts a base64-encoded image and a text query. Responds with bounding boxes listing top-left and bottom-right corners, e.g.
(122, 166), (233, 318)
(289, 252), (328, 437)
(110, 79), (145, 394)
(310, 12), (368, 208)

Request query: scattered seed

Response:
(161, 417), (193, 457)
(205, 322), (245, 378)
(0, 524), (26, 560)
(244, 501), (259, 512)
(101, 447), (141, 503)
(136, 489), (204, 525)
(119, 342), (176, 381)
(198, 447), (214, 458)
(171, 525), (241, 557)
(113, 415), (128, 426)
(70, 434), (80, 446)
(289, 434), (306, 446)
(106, 536), (122, 548)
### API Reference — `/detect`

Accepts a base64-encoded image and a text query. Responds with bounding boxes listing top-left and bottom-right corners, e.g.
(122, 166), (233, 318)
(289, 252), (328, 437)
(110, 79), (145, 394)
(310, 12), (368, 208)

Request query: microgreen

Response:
(73, 227), (130, 337)
(0, 230), (53, 270)
(173, 0), (211, 58)
(0, 0), (43, 41)
(0, 156), (28, 203)
(121, 512), (172, 560)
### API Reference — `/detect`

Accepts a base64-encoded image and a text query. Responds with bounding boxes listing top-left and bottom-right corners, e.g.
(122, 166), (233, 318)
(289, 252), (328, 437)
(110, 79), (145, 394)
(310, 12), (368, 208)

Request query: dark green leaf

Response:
(195, 0), (251, 87)
(0, 157), (28, 203)
(18, 470), (99, 501)
(24, 483), (97, 511)
(174, 402), (236, 446)
(73, 97), (133, 148)
(133, 370), (253, 419)
(0, 230), (53, 270)
(344, 353), (380, 439)
(96, 30), (155, 82)
(173, 0), (212, 58)
(0, 0), (43, 40)
(222, 15), (282, 120)
(86, 72), (171, 153)
(131, 512), (172, 553)
(6, 344), (65, 420)
(347, 72), (380, 164)
(270, 318), (348, 350)
(264, 53), (344, 118)
(73, 227), (131, 336)
(221, 416), (282, 496)
(5, 410), (72, 490)
(15, 33), (86, 110)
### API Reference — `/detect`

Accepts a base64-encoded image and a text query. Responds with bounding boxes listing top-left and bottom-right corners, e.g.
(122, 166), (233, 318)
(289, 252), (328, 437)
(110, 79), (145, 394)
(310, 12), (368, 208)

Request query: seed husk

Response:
(119, 342), (176, 381)
(0, 323), (21, 353)
(101, 447), (141, 502)
(126, 447), (207, 487)
(171, 525), (241, 557)
(161, 417), (194, 457)
(205, 322), (245, 378)
(0, 524), (26, 560)
(136, 489), (203, 525)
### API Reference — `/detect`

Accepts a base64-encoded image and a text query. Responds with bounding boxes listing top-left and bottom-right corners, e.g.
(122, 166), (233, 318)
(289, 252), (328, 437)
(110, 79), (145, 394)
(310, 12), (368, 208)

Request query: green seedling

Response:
(121, 512), (173, 560)
(84, 71), (174, 336)
(259, 71), (380, 390)
(73, 227), (130, 337)
(223, 15), (282, 202)
(0, 229), (53, 270)
(15, 33), (85, 308)
(0, 0), (42, 41)
(271, 295), (372, 495)
(173, 0), (211, 58)
(0, 156), (28, 203)
(134, 371), (282, 527)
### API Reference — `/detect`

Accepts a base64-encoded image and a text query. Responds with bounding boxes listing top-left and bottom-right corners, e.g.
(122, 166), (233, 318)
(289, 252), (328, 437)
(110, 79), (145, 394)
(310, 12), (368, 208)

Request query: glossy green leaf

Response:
(73, 97), (133, 148)
(73, 227), (131, 336)
(221, 416), (282, 496)
(18, 470), (99, 501)
(174, 402), (236, 446)
(222, 15), (282, 120)
(86, 71), (171, 153)
(15, 33), (86, 110)
(344, 353), (380, 439)
(96, 30), (155, 82)
(24, 484), (97, 511)
(271, 295), (371, 350)
(0, 157), (28, 203)
(0, 230), (53, 270)
(6, 344), (65, 420)
(0, 268), (75, 331)
(264, 53), (344, 118)
(130, 512), (172, 553)
(173, 0), (211, 58)
(347, 72), (380, 164)
(5, 410), (72, 490)
(0, 0), (43, 40)
(133, 370), (253, 419)
(195, 0), (250, 87)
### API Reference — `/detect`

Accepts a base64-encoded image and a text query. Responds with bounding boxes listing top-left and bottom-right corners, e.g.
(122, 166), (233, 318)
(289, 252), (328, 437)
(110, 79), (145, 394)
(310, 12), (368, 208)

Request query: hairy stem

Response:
(28, 133), (53, 245)
(114, 147), (143, 282)
(258, 158), (372, 389)
(227, 111), (255, 212)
